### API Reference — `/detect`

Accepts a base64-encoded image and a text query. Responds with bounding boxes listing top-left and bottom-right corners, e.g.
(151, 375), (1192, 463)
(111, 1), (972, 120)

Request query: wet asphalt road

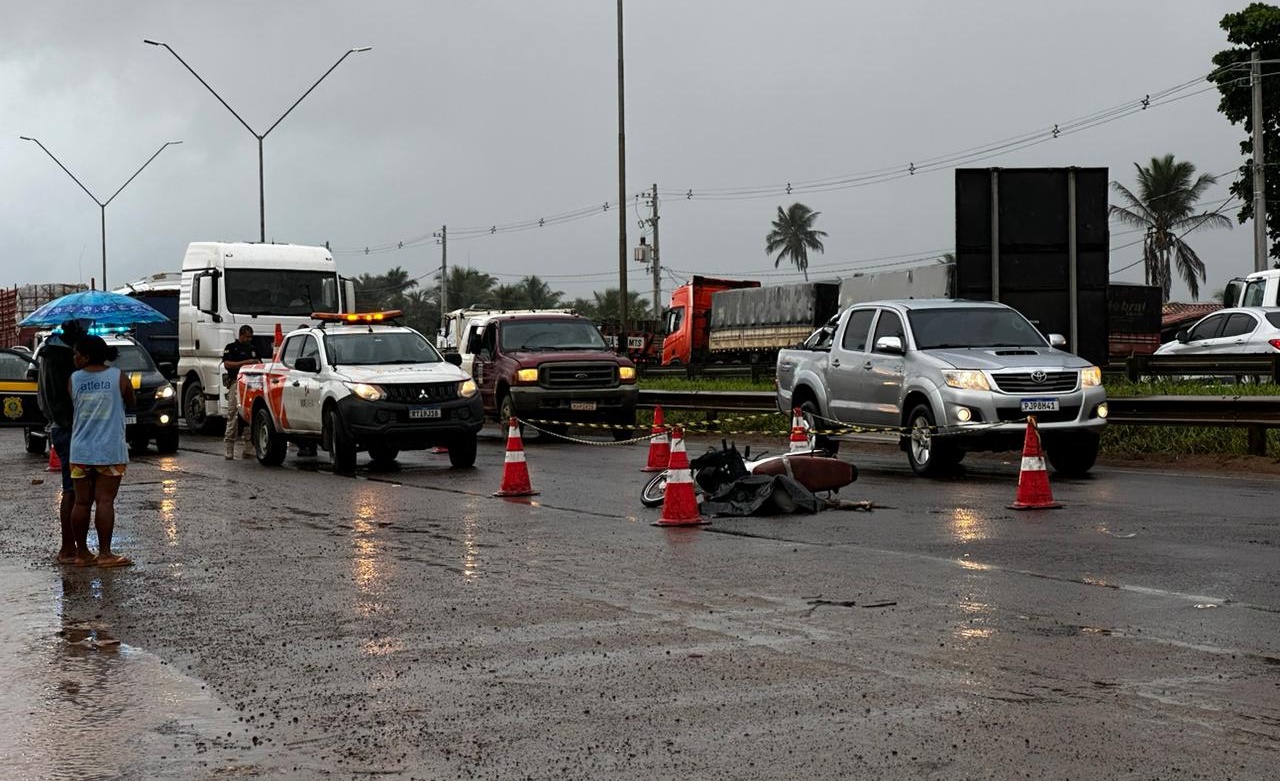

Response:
(1, 426), (1278, 780)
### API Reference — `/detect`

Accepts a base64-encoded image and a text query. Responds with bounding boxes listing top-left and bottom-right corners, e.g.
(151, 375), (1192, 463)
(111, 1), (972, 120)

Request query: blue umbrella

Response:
(19, 289), (169, 328)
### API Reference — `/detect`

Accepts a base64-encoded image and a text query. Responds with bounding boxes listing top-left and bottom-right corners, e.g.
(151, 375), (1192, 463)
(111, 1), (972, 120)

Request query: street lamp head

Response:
(19, 136), (34, 141)
(350, 46), (373, 53)
(167, 140), (184, 145)
(143, 39), (166, 46)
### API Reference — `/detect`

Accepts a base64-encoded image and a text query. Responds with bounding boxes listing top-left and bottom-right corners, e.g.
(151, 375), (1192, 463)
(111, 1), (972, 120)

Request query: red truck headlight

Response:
(515, 368), (539, 384)
(619, 366), (636, 382)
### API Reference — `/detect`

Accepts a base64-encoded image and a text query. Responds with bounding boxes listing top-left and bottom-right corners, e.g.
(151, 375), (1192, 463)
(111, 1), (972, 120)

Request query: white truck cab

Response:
(178, 242), (356, 432)
(438, 307), (575, 376)
(1224, 268), (1280, 308)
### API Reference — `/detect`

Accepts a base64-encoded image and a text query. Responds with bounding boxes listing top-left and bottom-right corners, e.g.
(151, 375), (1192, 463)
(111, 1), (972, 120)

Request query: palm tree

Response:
(437, 267), (497, 311)
(592, 288), (649, 324)
(491, 284), (528, 309)
(519, 275), (563, 309)
(765, 203), (828, 281)
(1109, 155), (1232, 301)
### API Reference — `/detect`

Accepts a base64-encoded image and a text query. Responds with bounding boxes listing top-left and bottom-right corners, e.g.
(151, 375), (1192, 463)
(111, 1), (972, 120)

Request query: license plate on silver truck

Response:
(1019, 397), (1059, 412)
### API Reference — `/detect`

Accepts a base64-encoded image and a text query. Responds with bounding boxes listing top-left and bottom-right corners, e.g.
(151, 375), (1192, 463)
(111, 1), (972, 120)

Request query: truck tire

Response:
(905, 403), (960, 477)
(800, 399), (839, 455)
(253, 406), (287, 466)
(448, 434), (478, 468)
(498, 394), (521, 434)
(1046, 432), (1099, 477)
(367, 444), (399, 464)
(183, 380), (218, 435)
(155, 428), (180, 455)
(326, 408), (358, 474)
(24, 428), (47, 455)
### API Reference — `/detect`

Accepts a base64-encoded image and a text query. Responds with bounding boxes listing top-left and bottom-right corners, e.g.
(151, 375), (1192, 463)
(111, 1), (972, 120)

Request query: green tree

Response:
(1209, 3), (1280, 260)
(592, 288), (649, 324)
(355, 266), (418, 310)
(437, 266), (497, 312)
(765, 203), (828, 281)
(518, 275), (564, 308)
(1108, 155), (1231, 301)
(564, 296), (597, 319)
(491, 284), (528, 309)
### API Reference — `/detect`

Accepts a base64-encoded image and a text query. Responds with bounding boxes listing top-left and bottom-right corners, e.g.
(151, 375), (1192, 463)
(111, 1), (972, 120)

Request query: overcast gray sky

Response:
(0, 0), (1259, 304)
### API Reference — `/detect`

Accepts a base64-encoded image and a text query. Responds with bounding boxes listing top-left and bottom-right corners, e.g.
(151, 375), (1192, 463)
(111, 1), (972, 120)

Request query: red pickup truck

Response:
(466, 313), (638, 439)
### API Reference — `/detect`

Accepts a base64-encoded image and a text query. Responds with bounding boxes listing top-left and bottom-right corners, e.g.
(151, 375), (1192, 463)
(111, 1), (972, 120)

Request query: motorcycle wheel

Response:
(640, 471), (669, 508)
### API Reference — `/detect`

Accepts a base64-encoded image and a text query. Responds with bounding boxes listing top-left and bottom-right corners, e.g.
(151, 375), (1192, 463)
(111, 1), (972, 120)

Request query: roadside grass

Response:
(638, 374), (1280, 457)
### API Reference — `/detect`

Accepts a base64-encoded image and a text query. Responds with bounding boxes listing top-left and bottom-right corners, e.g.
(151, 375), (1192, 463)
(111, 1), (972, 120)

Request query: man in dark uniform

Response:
(221, 325), (264, 459)
(36, 319), (86, 563)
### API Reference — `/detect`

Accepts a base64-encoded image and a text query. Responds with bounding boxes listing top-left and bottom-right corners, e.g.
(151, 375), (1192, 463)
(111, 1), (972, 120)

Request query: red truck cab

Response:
(469, 313), (638, 439)
(661, 276), (760, 364)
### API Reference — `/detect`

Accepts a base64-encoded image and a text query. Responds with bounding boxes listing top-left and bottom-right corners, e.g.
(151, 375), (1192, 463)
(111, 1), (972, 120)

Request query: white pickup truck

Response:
(776, 299), (1108, 477)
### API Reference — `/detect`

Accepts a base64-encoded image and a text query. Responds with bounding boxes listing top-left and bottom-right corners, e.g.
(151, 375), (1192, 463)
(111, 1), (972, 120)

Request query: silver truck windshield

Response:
(500, 320), (607, 351)
(908, 308), (1048, 349)
(224, 270), (339, 316)
(326, 332), (441, 365)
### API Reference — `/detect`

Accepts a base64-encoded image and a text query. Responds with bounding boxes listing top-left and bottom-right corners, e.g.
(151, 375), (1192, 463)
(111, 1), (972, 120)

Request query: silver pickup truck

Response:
(776, 299), (1108, 477)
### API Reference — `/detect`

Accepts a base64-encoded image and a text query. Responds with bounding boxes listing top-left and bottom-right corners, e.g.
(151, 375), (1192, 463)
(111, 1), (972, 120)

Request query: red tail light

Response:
(1269, 339), (1280, 351)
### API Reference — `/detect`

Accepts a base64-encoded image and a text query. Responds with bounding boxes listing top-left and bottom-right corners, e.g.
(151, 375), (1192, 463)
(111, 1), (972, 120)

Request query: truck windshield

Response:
(224, 270), (339, 316)
(908, 308), (1048, 349)
(500, 320), (607, 351)
(110, 343), (158, 372)
(326, 332), (442, 365)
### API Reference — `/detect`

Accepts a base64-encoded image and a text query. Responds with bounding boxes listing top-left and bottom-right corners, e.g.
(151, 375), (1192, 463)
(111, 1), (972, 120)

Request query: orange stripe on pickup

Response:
(0, 381), (36, 392)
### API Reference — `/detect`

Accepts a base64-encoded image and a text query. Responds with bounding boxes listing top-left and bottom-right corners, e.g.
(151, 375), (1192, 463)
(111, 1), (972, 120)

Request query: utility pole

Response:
(645, 183), (661, 319)
(616, 0), (629, 350)
(1254, 48), (1268, 272)
(434, 225), (447, 340)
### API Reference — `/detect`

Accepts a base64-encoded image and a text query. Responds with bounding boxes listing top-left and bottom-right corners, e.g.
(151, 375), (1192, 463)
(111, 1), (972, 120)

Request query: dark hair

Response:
(59, 319), (87, 347)
(239, 325), (254, 337)
(75, 335), (119, 365)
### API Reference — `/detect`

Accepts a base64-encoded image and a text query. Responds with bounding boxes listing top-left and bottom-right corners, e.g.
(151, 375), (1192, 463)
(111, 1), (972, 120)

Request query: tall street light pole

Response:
(616, 0), (629, 347)
(19, 137), (182, 290)
(144, 39), (371, 243)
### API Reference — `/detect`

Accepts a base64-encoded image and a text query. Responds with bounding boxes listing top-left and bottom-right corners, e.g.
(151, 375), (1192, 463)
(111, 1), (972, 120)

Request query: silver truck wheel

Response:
(906, 404), (958, 477)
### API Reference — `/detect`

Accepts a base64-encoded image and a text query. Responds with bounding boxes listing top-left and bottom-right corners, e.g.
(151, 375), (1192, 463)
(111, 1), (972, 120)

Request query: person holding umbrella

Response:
(36, 319), (87, 564)
(68, 334), (136, 568)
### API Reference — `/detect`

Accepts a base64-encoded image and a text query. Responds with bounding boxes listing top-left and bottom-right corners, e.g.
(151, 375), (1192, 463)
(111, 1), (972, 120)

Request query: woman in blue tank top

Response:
(68, 335), (136, 568)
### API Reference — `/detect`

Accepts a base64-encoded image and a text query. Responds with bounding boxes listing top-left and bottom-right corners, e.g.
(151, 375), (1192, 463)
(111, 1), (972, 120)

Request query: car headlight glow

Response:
(458, 379), (478, 398)
(157, 384), (175, 399)
(1081, 366), (1102, 387)
(516, 368), (539, 383)
(943, 370), (990, 391)
(346, 382), (385, 401)
(619, 366), (636, 381)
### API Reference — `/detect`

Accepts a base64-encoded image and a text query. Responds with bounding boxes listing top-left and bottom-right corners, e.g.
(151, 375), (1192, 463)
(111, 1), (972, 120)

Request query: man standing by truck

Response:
(221, 325), (264, 459)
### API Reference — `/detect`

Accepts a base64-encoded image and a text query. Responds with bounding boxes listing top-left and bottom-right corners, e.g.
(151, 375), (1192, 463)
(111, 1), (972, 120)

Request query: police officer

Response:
(221, 325), (264, 459)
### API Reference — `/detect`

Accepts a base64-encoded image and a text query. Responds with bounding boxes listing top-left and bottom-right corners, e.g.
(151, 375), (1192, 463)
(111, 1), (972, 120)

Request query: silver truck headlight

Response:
(346, 382), (385, 401)
(943, 370), (990, 391)
(1081, 366), (1102, 387)
(458, 379), (478, 398)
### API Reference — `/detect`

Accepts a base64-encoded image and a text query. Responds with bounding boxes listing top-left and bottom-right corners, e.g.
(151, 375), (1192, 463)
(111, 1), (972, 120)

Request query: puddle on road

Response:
(0, 563), (290, 780)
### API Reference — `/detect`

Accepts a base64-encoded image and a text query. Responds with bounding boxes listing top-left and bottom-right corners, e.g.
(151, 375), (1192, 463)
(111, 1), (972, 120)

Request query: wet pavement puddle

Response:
(0, 562), (290, 780)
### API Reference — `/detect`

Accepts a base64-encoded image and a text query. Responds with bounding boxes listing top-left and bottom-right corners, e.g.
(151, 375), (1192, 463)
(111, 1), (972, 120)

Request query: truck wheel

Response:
(183, 380), (218, 434)
(326, 408), (357, 473)
(155, 428), (180, 455)
(24, 428), (47, 455)
(367, 444), (399, 464)
(800, 399), (839, 455)
(448, 435), (478, 468)
(905, 404), (959, 477)
(129, 432), (151, 454)
(253, 406), (287, 466)
(498, 394), (522, 434)
(1046, 432), (1099, 477)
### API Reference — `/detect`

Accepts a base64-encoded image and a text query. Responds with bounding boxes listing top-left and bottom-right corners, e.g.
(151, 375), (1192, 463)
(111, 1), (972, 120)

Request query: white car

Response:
(1155, 307), (1280, 355)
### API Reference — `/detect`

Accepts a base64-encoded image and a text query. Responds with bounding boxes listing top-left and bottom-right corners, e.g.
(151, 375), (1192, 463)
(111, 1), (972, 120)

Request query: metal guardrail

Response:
(1110, 354), (1280, 382)
(636, 390), (1280, 455)
(637, 363), (771, 382)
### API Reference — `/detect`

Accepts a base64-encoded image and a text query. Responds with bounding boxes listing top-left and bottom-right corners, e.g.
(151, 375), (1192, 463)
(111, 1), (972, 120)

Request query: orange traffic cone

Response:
(789, 407), (813, 453)
(47, 444), (62, 472)
(1009, 417), (1061, 510)
(642, 405), (671, 472)
(655, 427), (708, 526)
(494, 418), (538, 497)
(273, 322), (284, 347)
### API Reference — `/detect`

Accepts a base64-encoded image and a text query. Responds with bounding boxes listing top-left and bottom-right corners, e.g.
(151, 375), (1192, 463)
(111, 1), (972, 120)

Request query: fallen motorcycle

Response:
(640, 440), (857, 509)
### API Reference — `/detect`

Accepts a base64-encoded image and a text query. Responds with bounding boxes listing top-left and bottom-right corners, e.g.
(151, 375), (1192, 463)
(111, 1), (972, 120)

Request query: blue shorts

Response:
(50, 425), (73, 493)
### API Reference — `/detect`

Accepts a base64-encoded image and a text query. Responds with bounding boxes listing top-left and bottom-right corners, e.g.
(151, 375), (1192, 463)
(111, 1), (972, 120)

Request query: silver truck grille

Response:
(992, 371), (1078, 393)
(542, 362), (617, 389)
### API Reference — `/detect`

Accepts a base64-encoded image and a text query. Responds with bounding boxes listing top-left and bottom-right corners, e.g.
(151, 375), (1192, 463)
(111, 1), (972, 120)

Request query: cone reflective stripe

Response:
(789, 407), (813, 453)
(494, 418), (538, 497)
(656, 427), (708, 526)
(1009, 416), (1061, 510)
(47, 444), (62, 472)
(642, 405), (671, 472)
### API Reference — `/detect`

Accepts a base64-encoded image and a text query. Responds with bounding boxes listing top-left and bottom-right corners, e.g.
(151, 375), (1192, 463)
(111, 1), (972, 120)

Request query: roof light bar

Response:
(311, 310), (403, 324)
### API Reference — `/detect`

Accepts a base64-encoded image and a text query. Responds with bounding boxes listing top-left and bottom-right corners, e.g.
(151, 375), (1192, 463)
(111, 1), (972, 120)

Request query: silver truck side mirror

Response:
(874, 336), (904, 354)
(1047, 334), (1067, 347)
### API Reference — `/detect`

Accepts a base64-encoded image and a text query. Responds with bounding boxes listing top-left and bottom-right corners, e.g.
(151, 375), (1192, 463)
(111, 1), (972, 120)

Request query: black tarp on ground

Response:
(699, 474), (822, 517)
